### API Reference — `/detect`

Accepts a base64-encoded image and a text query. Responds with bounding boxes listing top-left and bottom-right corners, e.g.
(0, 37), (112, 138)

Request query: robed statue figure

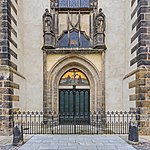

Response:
(95, 8), (105, 33)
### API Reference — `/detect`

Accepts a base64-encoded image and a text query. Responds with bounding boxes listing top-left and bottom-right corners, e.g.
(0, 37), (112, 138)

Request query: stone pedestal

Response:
(93, 33), (106, 49)
(43, 32), (55, 49)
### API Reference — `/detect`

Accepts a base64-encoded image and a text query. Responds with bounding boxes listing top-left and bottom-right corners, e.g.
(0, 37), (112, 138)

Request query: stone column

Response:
(43, 51), (48, 112)
(102, 51), (106, 111)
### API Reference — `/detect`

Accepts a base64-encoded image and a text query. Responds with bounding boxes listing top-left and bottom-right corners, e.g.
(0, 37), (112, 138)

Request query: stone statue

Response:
(43, 9), (53, 33)
(96, 8), (105, 33)
(42, 8), (55, 49)
(93, 8), (106, 49)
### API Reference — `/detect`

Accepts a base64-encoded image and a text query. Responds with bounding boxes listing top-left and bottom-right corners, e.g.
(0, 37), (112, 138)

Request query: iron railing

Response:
(12, 111), (137, 134)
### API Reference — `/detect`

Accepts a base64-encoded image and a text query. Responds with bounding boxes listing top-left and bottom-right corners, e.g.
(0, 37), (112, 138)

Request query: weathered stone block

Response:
(136, 100), (150, 107)
(130, 94), (137, 101)
(136, 86), (146, 93)
(142, 107), (150, 114)
(129, 80), (137, 88)
(138, 93), (145, 100)
(139, 127), (150, 135)
(130, 93), (146, 101)
(11, 95), (19, 101)
(138, 79), (146, 85)
(145, 79), (150, 86)
(145, 91), (150, 100)
(136, 69), (150, 79)
(2, 101), (12, 108)
(148, 28), (150, 34)
(136, 71), (147, 79)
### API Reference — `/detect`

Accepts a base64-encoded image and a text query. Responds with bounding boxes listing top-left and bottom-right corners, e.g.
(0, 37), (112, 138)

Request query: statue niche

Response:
(43, 9), (55, 49)
(93, 8), (106, 49)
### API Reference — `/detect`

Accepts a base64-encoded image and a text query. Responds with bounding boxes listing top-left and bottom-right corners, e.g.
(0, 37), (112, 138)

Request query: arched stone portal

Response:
(45, 55), (103, 113)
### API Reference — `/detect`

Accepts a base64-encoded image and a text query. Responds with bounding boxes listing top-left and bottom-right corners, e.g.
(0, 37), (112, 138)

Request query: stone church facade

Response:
(0, 0), (150, 135)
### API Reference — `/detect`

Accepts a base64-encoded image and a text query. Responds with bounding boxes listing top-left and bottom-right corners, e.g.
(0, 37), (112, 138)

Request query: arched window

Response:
(59, 69), (89, 86)
(58, 29), (91, 48)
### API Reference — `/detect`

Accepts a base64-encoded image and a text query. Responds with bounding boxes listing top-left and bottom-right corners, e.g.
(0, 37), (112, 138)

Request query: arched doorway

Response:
(59, 68), (90, 124)
(46, 55), (103, 114)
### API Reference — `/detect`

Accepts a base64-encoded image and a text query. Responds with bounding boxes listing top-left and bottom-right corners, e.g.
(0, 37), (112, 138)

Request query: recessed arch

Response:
(46, 54), (103, 113)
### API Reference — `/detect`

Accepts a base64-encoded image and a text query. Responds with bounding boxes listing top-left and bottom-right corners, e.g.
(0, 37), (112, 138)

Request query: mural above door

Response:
(59, 69), (89, 86)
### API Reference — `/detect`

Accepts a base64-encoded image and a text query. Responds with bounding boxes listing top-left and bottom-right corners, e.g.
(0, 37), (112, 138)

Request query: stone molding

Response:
(45, 48), (104, 54)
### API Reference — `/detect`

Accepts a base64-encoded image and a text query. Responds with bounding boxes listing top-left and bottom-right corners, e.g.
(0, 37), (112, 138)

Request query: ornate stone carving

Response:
(95, 8), (105, 33)
(43, 9), (55, 49)
(43, 9), (53, 33)
(93, 8), (106, 49)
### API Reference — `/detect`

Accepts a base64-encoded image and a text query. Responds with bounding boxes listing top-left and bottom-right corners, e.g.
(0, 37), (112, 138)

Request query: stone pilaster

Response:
(136, 68), (150, 135)
(0, 71), (14, 135)
(137, 0), (150, 135)
(43, 51), (49, 112)
(0, 0), (13, 135)
(101, 51), (105, 111)
(130, 0), (150, 135)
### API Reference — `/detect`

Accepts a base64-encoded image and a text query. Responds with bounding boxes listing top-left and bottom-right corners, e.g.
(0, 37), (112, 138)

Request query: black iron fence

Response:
(12, 111), (137, 134)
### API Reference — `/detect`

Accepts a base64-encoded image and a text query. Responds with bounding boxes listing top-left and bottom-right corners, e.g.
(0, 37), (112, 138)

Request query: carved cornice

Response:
(44, 48), (105, 54)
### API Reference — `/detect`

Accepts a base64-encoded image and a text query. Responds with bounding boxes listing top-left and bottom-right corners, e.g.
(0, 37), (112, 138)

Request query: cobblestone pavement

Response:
(0, 145), (20, 150)
(132, 142), (150, 150)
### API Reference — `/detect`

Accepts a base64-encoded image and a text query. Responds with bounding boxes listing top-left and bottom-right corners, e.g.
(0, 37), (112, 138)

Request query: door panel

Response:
(59, 89), (90, 124)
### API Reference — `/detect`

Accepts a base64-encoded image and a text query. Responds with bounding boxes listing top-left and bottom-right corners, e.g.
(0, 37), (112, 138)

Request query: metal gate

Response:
(12, 111), (137, 134)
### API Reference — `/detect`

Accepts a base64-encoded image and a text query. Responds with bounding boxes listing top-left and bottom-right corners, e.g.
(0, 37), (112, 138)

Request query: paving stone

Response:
(27, 140), (43, 143)
(19, 145), (40, 150)
(96, 145), (117, 150)
(92, 142), (104, 145)
(104, 143), (124, 146)
(39, 145), (59, 150)
(68, 143), (78, 146)
(78, 145), (98, 150)
(42, 140), (52, 143)
(116, 146), (136, 150)
(38, 143), (51, 146)
(38, 146), (55, 150)
(58, 146), (78, 150)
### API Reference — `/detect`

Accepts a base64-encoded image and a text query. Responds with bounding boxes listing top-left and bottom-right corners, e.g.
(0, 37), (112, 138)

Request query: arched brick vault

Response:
(46, 55), (103, 113)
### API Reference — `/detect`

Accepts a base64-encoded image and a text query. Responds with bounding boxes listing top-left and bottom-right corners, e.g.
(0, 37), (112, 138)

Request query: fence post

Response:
(12, 120), (24, 146)
(128, 118), (139, 144)
(52, 115), (54, 134)
(73, 85), (76, 134)
(96, 113), (98, 134)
